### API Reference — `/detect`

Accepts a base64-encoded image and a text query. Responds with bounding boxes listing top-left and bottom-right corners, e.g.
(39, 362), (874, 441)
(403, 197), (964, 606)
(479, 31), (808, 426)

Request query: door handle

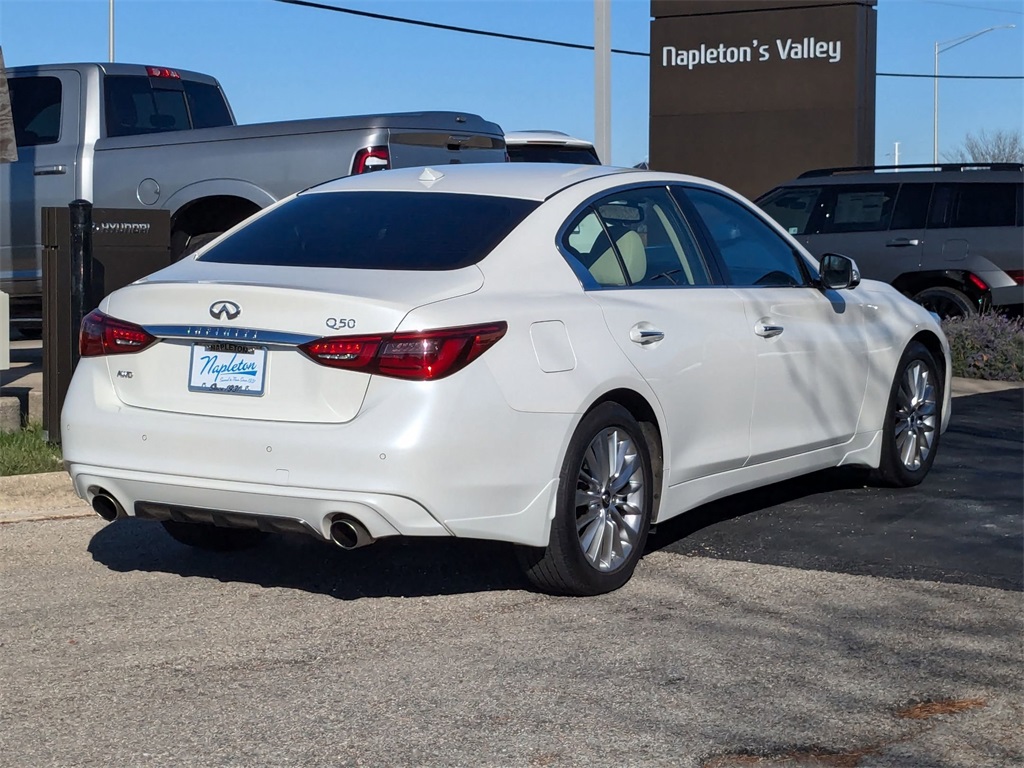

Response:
(754, 322), (784, 338)
(629, 326), (665, 345)
(886, 238), (920, 247)
(34, 165), (67, 176)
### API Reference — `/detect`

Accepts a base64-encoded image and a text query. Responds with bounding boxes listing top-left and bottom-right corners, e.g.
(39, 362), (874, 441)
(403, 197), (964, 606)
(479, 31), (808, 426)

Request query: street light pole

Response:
(933, 24), (1015, 164)
(108, 0), (115, 62)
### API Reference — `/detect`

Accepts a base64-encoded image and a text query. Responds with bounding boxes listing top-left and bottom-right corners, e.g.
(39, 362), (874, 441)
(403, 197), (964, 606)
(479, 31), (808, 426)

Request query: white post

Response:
(932, 42), (939, 164)
(0, 291), (9, 371)
(894, 141), (900, 167)
(109, 0), (115, 63)
(594, 0), (611, 165)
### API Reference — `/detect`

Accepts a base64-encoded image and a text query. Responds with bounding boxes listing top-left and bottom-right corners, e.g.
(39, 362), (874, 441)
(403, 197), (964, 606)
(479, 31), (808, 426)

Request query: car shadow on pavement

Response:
(88, 389), (1022, 597)
(88, 519), (530, 599)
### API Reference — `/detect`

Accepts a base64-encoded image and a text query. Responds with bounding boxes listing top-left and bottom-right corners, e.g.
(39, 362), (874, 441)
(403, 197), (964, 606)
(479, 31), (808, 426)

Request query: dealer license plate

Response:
(188, 343), (267, 396)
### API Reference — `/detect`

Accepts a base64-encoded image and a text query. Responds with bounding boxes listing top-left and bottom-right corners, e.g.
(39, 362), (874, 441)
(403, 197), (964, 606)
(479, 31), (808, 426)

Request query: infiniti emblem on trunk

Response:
(210, 301), (241, 320)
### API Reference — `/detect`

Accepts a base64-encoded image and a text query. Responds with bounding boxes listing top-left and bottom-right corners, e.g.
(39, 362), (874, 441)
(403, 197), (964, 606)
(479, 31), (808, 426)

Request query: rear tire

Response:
(911, 286), (975, 320)
(161, 520), (267, 551)
(518, 403), (653, 596)
(872, 341), (943, 488)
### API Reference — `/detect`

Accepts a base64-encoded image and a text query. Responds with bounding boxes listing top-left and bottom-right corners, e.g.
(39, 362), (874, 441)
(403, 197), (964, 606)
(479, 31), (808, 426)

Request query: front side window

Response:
(199, 192), (539, 270)
(828, 184), (899, 233)
(562, 187), (712, 288)
(9, 76), (62, 146)
(756, 186), (822, 235)
(682, 188), (808, 287)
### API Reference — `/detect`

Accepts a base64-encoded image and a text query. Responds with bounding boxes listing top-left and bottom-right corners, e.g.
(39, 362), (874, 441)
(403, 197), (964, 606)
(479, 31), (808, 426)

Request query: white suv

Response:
(505, 130), (601, 164)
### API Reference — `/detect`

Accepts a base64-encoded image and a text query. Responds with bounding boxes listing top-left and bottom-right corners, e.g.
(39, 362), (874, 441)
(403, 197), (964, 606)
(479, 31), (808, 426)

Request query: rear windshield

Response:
(198, 192), (540, 270)
(104, 75), (232, 137)
(507, 145), (601, 164)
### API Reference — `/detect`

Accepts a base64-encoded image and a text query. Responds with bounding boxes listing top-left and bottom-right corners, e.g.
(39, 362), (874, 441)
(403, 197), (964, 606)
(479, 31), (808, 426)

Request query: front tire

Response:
(518, 403), (653, 596)
(872, 341), (942, 487)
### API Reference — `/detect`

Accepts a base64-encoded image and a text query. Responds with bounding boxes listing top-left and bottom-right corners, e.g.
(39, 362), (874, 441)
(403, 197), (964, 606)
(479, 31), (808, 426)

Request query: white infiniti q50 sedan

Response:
(61, 164), (951, 595)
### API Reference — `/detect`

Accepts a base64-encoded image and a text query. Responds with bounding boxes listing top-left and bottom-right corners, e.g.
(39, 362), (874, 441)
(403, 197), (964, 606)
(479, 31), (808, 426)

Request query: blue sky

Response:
(1, 0), (1021, 169)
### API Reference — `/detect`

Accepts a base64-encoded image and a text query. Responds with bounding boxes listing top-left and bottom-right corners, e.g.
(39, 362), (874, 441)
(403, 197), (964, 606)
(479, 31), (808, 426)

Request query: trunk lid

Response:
(101, 263), (483, 423)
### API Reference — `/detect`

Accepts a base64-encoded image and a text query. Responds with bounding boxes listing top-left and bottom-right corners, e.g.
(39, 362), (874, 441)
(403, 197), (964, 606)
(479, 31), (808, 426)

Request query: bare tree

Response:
(944, 129), (1024, 163)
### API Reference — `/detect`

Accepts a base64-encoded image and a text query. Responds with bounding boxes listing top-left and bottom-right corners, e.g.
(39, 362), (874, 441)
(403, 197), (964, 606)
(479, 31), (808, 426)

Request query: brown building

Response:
(650, 0), (876, 199)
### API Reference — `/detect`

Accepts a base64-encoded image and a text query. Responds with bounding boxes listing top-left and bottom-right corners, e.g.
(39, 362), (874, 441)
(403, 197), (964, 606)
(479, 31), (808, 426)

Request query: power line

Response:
(273, 0), (648, 56)
(274, 0), (1024, 80)
(920, 0), (1023, 15)
(880, 72), (1023, 78)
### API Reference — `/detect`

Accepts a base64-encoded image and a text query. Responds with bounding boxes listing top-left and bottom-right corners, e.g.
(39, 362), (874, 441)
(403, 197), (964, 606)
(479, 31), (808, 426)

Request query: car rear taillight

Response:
(300, 322), (507, 381)
(966, 273), (990, 292)
(351, 146), (390, 174)
(80, 310), (157, 357)
(1006, 270), (1024, 286)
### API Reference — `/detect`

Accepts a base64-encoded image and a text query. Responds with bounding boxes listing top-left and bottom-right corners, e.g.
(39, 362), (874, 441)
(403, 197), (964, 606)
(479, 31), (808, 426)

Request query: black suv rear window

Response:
(198, 192), (540, 270)
(508, 145), (601, 164)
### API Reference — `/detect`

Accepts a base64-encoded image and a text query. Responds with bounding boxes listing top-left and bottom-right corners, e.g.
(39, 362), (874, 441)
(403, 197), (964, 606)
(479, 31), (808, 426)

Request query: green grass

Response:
(0, 425), (64, 476)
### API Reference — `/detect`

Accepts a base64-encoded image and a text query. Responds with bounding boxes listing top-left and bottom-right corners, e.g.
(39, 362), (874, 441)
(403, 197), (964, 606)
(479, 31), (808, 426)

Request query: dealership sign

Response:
(662, 37), (843, 69)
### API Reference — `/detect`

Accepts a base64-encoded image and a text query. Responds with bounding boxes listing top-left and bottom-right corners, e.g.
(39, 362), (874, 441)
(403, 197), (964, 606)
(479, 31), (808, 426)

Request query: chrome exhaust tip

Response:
(329, 517), (375, 550)
(90, 489), (125, 522)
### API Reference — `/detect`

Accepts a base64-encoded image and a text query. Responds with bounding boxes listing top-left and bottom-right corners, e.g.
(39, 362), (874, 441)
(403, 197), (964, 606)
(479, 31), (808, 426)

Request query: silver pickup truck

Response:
(1, 62), (507, 333)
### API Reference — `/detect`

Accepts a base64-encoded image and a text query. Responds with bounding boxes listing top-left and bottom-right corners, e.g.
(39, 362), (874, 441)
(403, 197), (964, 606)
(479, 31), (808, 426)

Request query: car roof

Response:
(769, 164), (1024, 190)
(504, 130), (596, 149)
(306, 163), (646, 201)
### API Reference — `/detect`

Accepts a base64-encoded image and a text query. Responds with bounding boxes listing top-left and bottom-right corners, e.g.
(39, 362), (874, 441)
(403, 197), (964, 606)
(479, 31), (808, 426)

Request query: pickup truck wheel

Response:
(911, 286), (975, 320)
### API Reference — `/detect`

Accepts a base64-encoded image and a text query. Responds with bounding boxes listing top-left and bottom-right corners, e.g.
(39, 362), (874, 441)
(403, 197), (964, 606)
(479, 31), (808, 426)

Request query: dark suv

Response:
(756, 164), (1024, 318)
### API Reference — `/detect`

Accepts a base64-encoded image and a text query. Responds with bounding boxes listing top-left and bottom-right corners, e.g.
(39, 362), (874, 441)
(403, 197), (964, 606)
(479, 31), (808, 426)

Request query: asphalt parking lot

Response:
(0, 388), (1020, 767)
(656, 388), (1023, 592)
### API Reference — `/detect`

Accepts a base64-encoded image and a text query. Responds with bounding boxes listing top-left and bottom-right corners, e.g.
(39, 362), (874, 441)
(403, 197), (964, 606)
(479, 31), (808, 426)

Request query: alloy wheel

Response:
(574, 427), (646, 572)
(894, 360), (938, 471)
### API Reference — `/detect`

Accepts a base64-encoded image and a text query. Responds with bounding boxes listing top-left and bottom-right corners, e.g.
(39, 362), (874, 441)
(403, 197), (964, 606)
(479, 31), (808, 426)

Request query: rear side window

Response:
(757, 187), (822, 235)
(9, 76), (62, 146)
(507, 145), (601, 164)
(890, 184), (932, 230)
(929, 183), (1020, 229)
(199, 192), (540, 270)
(184, 81), (232, 129)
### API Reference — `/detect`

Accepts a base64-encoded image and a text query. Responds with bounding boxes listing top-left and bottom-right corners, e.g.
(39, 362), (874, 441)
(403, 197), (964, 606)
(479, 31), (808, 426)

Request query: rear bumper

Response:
(62, 358), (573, 547)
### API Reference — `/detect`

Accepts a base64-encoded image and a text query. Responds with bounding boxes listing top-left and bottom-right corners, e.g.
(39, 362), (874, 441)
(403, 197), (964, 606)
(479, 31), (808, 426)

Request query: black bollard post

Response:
(68, 199), (93, 368)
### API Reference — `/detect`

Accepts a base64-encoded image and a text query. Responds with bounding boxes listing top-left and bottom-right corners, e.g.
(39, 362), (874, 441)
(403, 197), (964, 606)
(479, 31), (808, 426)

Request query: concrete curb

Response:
(0, 471), (91, 523)
(0, 389), (43, 432)
(0, 377), (1020, 522)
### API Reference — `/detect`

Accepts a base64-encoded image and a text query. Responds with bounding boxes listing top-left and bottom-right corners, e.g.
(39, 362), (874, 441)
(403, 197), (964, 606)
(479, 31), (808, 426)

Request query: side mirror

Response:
(819, 253), (861, 290)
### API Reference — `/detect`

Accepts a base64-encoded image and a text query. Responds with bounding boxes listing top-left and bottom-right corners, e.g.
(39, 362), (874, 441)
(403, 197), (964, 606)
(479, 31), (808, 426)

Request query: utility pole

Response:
(594, 0), (611, 165)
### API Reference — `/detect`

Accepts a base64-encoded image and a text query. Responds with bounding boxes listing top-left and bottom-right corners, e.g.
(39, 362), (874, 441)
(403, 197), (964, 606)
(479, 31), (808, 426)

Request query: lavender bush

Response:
(941, 313), (1024, 381)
